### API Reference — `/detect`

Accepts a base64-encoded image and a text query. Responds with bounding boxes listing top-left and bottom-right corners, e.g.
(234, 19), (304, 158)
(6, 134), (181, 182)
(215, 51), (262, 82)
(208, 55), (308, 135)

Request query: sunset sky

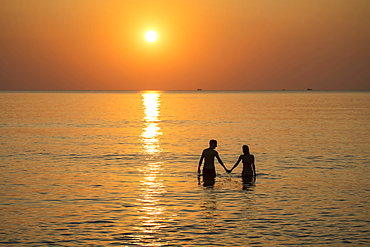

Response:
(1, 0), (369, 90)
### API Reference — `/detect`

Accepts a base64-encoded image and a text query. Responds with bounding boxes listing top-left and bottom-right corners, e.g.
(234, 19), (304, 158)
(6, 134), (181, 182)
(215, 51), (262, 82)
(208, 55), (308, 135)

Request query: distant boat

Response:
(197, 89), (202, 91)
(307, 89), (313, 91)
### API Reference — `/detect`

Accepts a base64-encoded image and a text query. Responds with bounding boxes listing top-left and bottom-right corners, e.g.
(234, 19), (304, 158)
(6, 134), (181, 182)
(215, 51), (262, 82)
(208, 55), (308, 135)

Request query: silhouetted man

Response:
(198, 139), (228, 178)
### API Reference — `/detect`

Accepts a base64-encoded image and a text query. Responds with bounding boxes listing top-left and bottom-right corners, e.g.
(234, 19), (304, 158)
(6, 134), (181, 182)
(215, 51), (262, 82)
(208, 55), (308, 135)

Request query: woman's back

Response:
(241, 154), (254, 175)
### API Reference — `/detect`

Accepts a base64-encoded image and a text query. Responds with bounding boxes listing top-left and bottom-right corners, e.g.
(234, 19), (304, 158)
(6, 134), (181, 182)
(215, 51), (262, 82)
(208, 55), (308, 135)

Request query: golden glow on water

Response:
(141, 91), (162, 155)
(1, 92), (369, 246)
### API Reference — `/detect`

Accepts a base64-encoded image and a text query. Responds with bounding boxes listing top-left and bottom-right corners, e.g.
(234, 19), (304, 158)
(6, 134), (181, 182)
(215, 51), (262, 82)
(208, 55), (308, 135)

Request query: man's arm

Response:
(198, 150), (204, 174)
(215, 152), (228, 172)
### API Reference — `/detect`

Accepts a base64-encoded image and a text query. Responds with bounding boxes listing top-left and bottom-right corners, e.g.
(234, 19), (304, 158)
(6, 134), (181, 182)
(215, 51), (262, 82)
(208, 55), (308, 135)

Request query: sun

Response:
(145, 30), (158, 42)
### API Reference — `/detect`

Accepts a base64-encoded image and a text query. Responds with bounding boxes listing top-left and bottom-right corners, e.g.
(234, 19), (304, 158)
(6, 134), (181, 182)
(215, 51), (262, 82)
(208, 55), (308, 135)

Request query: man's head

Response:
(209, 139), (217, 149)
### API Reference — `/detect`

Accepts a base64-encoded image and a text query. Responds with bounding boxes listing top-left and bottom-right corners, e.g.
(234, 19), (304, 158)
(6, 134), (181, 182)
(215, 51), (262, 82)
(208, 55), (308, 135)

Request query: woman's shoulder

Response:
(242, 154), (254, 159)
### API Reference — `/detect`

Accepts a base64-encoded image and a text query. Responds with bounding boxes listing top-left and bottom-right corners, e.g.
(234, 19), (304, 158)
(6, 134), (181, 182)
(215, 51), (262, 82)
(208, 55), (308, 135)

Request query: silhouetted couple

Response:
(198, 140), (256, 179)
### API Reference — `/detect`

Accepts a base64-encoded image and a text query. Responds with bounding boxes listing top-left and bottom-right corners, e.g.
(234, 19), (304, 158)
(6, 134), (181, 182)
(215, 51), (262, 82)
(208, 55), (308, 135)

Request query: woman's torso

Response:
(241, 154), (254, 175)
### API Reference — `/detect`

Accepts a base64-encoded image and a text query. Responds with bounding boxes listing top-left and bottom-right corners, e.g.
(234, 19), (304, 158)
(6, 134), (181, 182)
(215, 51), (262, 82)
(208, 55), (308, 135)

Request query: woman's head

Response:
(242, 145), (250, 155)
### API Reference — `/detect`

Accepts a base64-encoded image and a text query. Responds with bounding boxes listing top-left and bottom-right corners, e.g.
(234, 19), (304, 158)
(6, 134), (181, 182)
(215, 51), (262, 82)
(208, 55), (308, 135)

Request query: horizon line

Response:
(1, 89), (370, 92)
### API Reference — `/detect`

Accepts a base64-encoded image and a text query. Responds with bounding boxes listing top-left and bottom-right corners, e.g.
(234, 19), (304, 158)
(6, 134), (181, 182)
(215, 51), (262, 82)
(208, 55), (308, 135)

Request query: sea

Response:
(1, 90), (369, 246)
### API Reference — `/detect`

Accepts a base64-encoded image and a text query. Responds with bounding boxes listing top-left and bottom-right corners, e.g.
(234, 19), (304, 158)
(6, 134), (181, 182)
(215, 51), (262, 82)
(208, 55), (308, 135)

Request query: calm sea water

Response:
(1, 91), (369, 246)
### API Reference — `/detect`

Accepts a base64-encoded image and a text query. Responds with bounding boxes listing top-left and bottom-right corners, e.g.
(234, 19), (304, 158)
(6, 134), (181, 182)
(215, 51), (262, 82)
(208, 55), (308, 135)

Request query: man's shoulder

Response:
(203, 148), (217, 154)
(211, 149), (219, 156)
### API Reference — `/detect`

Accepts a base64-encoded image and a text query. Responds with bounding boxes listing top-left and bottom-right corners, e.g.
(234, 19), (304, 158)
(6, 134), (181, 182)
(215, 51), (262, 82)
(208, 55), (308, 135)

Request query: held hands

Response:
(199, 167), (233, 174)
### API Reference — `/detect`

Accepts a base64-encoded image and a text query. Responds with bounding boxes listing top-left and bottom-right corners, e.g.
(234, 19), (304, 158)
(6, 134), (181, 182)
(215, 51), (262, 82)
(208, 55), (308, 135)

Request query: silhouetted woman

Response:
(228, 145), (256, 177)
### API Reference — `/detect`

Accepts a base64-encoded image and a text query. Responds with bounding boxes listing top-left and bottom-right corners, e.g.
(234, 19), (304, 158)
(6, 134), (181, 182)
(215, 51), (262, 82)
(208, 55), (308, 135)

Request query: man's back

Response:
(203, 148), (218, 169)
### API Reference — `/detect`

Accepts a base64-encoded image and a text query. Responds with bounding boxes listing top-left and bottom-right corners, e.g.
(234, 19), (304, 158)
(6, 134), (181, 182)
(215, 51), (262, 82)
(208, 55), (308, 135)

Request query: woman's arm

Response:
(251, 155), (256, 176)
(229, 156), (242, 173)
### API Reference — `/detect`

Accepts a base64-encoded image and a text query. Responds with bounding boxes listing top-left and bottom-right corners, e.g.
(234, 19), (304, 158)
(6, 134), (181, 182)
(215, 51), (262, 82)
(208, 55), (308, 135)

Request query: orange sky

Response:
(1, 0), (369, 90)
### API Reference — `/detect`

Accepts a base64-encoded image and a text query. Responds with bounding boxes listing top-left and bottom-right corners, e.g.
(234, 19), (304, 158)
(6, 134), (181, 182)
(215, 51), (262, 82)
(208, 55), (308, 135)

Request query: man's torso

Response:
(203, 148), (217, 169)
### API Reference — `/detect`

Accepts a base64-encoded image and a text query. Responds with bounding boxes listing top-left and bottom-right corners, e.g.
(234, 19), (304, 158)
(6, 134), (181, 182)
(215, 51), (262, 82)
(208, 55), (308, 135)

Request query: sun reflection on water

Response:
(138, 162), (166, 232)
(137, 91), (167, 246)
(141, 91), (162, 155)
